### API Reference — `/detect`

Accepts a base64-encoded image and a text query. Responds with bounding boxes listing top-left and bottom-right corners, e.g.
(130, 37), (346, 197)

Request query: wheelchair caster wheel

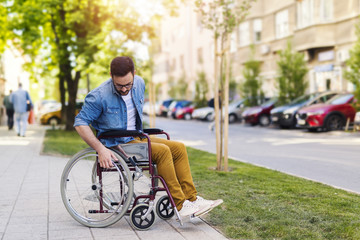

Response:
(156, 196), (174, 220)
(130, 204), (155, 230)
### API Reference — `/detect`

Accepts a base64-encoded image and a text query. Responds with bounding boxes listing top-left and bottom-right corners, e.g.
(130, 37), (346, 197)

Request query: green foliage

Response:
(177, 72), (188, 97)
(344, 22), (360, 108)
(0, 4), (10, 52)
(194, 71), (209, 107)
(241, 60), (263, 106)
(187, 147), (360, 240)
(276, 41), (308, 105)
(43, 129), (88, 156)
(229, 79), (237, 101)
(195, 0), (256, 38)
(240, 46), (264, 106)
(168, 72), (188, 99)
(167, 75), (177, 98)
(0, 0), (154, 130)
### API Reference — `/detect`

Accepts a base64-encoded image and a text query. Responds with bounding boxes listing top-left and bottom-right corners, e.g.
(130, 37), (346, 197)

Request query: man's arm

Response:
(75, 125), (116, 169)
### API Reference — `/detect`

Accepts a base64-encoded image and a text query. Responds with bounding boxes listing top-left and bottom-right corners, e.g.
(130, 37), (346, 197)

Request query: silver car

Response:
(192, 107), (214, 121)
(192, 99), (246, 123)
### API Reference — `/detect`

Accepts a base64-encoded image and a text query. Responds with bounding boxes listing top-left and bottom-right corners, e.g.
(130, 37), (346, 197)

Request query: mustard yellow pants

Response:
(127, 136), (197, 210)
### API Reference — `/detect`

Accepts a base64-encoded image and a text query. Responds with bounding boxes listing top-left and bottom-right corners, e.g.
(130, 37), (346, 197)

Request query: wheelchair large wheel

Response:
(156, 195), (174, 220)
(60, 148), (134, 228)
(129, 204), (155, 231)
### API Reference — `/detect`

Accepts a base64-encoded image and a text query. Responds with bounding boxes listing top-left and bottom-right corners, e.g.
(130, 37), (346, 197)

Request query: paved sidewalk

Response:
(0, 125), (227, 240)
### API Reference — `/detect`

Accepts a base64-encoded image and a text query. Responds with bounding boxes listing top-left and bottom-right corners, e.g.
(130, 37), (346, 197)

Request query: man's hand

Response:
(97, 148), (117, 169)
(75, 125), (118, 169)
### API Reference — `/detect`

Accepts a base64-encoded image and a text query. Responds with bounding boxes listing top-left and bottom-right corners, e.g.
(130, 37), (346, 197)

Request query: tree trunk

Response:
(59, 75), (66, 124)
(149, 78), (156, 128)
(65, 70), (80, 131)
(223, 35), (231, 172)
(214, 36), (221, 171)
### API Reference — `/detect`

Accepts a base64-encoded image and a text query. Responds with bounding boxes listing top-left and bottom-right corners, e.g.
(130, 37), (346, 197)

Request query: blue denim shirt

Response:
(74, 75), (145, 147)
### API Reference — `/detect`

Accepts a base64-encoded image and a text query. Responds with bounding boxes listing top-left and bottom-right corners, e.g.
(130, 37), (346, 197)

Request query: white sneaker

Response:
(179, 200), (199, 218)
(192, 196), (223, 216)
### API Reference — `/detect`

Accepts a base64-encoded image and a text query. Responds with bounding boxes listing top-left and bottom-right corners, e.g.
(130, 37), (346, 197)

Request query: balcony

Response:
(293, 24), (336, 51)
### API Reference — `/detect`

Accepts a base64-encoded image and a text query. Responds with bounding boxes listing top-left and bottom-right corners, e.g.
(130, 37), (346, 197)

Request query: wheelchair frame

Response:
(60, 128), (182, 230)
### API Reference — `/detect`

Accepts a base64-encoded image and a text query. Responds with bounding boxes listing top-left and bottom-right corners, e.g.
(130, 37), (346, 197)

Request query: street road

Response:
(146, 116), (360, 194)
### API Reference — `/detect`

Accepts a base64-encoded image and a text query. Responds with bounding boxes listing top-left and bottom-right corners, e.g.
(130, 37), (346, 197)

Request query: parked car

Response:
(242, 98), (278, 126)
(192, 106), (214, 121)
(270, 91), (338, 129)
(174, 103), (195, 120)
(192, 99), (246, 122)
(355, 112), (360, 125)
(159, 99), (174, 117)
(40, 101), (84, 125)
(143, 101), (161, 116)
(296, 93), (356, 131)
(168, 100), (193, 119)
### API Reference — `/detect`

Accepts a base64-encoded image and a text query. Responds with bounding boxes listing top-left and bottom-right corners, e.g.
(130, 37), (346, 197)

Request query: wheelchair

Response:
(60, 128), (183, 230)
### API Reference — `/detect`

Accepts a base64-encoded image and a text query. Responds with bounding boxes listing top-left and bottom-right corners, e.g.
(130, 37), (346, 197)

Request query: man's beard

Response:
(118, 89), (130, 96)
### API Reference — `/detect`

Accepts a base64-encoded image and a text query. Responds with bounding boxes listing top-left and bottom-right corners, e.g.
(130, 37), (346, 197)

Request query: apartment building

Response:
(152, 2), (214, 100)
(152, 0), (359, 100)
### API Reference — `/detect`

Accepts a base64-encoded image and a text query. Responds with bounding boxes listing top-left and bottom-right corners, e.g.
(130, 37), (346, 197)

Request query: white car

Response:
(192, 107), (214, 121)
(143, 101), (161, 116)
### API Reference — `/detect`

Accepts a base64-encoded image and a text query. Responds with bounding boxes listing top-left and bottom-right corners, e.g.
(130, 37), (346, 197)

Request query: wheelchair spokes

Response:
(60, 148), (134, 227)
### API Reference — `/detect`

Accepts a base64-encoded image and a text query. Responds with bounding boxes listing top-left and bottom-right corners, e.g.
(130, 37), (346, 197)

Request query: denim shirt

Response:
(10, 88), (32, 113)
(74, 75), (145, 147)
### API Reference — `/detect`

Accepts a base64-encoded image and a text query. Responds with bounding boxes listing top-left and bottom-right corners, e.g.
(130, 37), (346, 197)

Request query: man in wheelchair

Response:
(74, 56), (222, 220)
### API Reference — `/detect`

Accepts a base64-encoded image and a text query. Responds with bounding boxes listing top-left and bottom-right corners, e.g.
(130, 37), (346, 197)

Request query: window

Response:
(275, 10), (289, 39)
(172, 58), (176, 71)
(239, 21), (250, 47)
(230, 32), (237, 53)
(180, 55), (184, 69)
(197, 48), (203, 63)
(320, 0), (333, 22)
(297, 0), (314, 29)
(253, 19), (262, 43)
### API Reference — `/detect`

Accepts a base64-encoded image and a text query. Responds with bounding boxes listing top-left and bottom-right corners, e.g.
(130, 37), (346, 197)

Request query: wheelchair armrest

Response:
(143, 128), (164, 134)
(98, 130), (145, 139)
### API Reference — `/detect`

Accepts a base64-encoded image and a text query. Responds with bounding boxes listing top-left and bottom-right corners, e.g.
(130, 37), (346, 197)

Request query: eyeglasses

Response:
(114, 82), (133, 90)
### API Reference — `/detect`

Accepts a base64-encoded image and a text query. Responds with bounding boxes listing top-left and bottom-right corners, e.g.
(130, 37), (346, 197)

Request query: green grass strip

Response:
(43, 129), (360, 239)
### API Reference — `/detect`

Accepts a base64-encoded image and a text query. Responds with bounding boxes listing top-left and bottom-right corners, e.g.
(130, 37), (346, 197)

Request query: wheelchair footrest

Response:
(88, 210), (110, 214)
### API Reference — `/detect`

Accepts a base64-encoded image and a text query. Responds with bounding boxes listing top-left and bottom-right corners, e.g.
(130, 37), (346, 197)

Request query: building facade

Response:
(152, 2), (215, 100)
(152, 0), (359, 100)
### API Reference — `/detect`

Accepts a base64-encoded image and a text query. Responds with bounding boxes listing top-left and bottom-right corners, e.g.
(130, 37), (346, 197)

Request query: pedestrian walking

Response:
(3, 90), (14, 130)
(10, 83), (32, 137)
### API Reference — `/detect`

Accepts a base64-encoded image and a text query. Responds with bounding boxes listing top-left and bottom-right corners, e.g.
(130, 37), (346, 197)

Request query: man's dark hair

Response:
(110, 56), (135, 77)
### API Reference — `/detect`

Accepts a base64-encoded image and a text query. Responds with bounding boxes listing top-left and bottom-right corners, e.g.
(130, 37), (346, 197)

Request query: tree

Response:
(276, 41), (308, 105)
(177, 72), (188, 98)
(0, 0), (152, 130)
(168, 75), (177, 98)
(167, 72), (188, 99)
(241, 50), (264, 106)
(344, 22), (360, 109)
(194, 71), (209, 108)
(196, 0), (256, 171)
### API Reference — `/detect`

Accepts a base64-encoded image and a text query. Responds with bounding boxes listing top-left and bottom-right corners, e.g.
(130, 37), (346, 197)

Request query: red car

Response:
(242, 98), (278, 126)
(170, 100), (194, 120)
(296, 93), (356, 131)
